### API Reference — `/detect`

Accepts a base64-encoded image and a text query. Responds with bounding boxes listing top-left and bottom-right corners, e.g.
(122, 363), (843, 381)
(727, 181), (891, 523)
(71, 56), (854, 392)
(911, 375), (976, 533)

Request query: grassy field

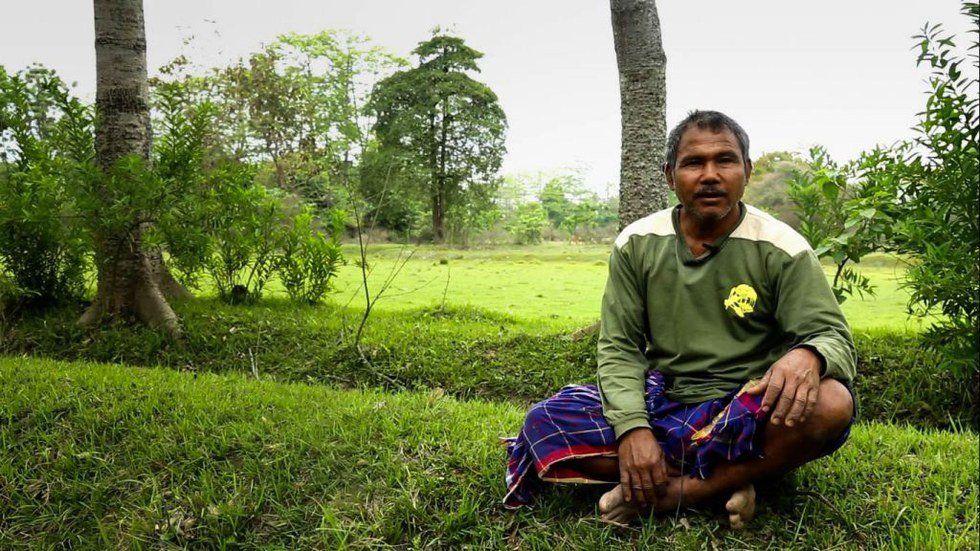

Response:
(306, 244), (936, 334)
(1, 357), (976, 549)
(4, 297), (974, 430)
(2, 244), (974, 548)
(3, 245), (973, 430)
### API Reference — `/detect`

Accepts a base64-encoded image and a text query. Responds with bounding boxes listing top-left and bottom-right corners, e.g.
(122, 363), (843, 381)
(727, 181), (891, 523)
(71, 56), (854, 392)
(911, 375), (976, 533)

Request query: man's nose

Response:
(699, 162), (723, 183)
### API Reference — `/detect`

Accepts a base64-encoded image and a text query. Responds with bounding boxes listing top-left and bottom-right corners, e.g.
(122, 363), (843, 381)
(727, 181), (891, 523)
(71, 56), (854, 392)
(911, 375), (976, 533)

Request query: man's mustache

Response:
(695, 188), (726, 198)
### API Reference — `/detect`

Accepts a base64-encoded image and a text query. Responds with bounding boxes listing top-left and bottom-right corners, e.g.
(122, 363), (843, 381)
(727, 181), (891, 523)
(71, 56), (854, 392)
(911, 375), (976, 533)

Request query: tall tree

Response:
(610, 0), (669, 229)
(368, 34), (506, 243)
(204, 31), (400, 208)
(81, 0), (180, 333)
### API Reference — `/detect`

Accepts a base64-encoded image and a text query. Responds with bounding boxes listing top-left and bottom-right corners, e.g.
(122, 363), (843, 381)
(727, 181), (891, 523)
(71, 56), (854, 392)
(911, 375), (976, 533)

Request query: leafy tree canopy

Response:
(367, 31), (507, 243)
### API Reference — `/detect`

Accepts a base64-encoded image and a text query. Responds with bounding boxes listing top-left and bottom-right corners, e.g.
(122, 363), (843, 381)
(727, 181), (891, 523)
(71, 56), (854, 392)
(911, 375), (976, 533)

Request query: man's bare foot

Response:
(598, 484), (642, 526)
(725, 484), (756, 529)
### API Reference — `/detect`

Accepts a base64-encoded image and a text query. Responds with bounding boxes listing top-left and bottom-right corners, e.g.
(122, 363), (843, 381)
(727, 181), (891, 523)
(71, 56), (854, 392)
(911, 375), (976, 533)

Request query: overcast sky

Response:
(2, 0), (976, 195)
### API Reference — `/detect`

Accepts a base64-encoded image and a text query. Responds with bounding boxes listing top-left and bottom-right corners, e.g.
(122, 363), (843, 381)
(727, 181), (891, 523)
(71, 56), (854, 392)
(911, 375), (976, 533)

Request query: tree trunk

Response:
(148, 248), (192, 300)
(431, 189), (445, 243)
(610, 0), (669, 230)
(82, 0), (180, 335)
(435, 102), (450, 243)
(428, 109), (446, 243)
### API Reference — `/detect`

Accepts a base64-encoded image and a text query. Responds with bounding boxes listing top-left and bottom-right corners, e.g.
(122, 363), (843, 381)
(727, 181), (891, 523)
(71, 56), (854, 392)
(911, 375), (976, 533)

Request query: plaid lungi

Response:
(503, 371), (767, 508)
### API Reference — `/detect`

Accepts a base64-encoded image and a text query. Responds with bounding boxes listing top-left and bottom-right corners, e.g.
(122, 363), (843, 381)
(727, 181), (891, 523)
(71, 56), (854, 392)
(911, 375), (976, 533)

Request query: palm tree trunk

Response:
(610, 0), (669, 230)
(81, 0), (180, 335)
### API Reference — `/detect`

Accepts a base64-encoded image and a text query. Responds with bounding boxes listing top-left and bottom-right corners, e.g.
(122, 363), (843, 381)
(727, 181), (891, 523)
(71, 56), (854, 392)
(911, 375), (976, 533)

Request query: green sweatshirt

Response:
(598, 203), (856, 439)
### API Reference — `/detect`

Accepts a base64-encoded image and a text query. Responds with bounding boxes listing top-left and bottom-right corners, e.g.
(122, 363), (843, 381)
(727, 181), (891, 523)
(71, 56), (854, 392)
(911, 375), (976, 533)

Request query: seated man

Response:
(503, 110), (856, 528)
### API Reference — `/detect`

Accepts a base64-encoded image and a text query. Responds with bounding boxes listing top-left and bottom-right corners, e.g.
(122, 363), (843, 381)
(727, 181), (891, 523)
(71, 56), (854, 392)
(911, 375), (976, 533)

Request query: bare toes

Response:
(599, 485), (624, 515)
(725, 484), (756, 530)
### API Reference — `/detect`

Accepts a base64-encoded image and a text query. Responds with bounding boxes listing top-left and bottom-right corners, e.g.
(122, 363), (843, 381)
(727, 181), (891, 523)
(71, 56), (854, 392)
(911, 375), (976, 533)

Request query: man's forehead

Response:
(676, 126), (741, 155)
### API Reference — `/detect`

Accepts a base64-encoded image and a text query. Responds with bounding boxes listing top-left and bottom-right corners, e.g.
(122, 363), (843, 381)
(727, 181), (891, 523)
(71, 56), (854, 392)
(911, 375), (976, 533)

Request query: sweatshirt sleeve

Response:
(597, 240), (651, 439)
(773, 249), (857, 384)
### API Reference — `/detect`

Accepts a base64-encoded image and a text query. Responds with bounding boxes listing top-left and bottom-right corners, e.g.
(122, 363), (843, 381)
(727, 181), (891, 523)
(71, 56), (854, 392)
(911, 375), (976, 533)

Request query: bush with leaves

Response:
(856, 3), (979, 372)
(147, 86), (219, 290)
(786, 146), (885, 304)
(507, 202), (548, 245)
(201, 166), (285, 304)
(276, 208), (345, 305)
(0, 65), (91, 307)
(788, 4), (978, 372)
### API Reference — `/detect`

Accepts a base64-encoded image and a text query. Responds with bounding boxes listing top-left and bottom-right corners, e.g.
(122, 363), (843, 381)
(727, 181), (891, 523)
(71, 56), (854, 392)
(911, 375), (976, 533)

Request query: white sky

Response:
(2, 0), (976, 195)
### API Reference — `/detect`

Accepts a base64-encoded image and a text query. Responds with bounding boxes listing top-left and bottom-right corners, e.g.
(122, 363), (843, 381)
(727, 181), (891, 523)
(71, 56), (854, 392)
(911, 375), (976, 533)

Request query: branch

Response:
(832, 258), (848, 290)
(338, 153), (413, 389)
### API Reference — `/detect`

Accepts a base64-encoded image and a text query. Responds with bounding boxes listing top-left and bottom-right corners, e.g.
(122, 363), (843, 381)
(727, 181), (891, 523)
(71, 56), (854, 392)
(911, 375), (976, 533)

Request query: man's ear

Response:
(744, 159), (753, 182)
(663, 162), (675, 190)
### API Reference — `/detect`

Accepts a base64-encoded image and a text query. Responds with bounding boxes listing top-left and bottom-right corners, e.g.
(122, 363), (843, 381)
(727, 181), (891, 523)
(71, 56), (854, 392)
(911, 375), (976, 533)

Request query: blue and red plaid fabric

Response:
(503, 371), (767, 508)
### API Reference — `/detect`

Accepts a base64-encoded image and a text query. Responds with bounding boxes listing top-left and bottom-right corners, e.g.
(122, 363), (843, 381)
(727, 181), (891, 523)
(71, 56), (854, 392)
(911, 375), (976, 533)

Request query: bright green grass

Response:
(301, 244), (935, 333)
(5, 298), (973, 429)
(1, 357), (976, 549)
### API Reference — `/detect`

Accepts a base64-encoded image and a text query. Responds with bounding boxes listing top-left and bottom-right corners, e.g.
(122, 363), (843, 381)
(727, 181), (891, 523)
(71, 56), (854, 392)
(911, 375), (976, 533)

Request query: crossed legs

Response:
(566, 378), (854, 526)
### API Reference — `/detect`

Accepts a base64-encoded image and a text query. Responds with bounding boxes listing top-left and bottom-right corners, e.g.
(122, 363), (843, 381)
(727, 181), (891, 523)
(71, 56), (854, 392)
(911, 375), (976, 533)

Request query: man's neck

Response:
(679, 203), (742, 249)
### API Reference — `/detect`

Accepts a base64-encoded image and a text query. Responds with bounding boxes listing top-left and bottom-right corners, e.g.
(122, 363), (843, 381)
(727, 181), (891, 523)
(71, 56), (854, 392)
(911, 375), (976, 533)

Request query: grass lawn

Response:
(312, 244), (937, 334)
(1, 357), (976, 549)
(2, 244), (974, 548)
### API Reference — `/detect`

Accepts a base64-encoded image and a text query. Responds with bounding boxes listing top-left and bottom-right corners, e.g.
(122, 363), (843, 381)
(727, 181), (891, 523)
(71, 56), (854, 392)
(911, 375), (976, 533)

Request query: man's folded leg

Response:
(587, 378), (855, 525)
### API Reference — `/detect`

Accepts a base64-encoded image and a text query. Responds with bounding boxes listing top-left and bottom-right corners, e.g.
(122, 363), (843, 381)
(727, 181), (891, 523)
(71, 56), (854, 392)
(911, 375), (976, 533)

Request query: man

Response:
(503, 110), (856, 528)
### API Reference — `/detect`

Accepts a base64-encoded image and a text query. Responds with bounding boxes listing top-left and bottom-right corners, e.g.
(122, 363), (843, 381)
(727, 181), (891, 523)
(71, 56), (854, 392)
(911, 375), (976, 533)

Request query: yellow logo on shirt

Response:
(724, 284), (757, 318)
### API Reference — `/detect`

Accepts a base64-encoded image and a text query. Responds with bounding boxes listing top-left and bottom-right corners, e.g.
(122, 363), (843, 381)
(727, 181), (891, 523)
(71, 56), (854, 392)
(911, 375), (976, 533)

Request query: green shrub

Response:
(149, 85), (218, 290)
(203, 170), (285, 304)
(789, 5), (979, 374)
(507, 202), (547, 244)
(855, 5), (979, 373)
(786, 147), (883, 304)
(0, 272), (22, 327)
(276, 208), (345, 305)
(0, 66), (91, 307)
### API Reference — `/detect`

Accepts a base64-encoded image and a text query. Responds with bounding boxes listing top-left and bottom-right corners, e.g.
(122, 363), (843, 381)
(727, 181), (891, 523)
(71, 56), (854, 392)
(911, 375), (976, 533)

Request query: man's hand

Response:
(617, 427), (667, 507)
(748, 347), (822, 427)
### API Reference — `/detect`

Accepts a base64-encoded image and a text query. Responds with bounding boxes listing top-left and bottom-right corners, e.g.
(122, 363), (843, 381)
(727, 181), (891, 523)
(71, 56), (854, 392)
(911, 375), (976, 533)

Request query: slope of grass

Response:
(3, 298), (974, 430)
(1, 357), (976, 549)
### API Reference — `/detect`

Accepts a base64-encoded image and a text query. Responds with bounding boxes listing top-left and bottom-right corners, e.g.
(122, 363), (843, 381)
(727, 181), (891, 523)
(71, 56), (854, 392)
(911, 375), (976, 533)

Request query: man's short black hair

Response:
(664, 110), (750, 170)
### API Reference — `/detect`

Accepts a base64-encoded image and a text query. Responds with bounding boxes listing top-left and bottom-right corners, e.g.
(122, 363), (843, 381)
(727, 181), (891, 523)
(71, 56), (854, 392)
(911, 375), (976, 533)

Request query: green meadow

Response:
(320, 244), (935, 333)
(1, 244), (975, 549)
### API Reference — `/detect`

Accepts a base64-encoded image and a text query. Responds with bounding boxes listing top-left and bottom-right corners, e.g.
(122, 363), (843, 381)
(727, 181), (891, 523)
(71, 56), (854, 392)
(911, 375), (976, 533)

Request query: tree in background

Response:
(507, 202), (548, 245)
(81, 0), (182, 334)
(494, 170), (619, 244)
(743, 151), (807, 229)
(208, 31), (402, 210)
(539, 174), (580, 228)
(610, 0), (669, 229)
(536, 172), (617, 240)
(368, 33), (507, 243)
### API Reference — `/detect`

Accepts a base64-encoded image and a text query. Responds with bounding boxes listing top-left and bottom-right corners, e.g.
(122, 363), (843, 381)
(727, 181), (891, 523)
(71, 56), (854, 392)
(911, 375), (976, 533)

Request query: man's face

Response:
(665, 126), (751, 223)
